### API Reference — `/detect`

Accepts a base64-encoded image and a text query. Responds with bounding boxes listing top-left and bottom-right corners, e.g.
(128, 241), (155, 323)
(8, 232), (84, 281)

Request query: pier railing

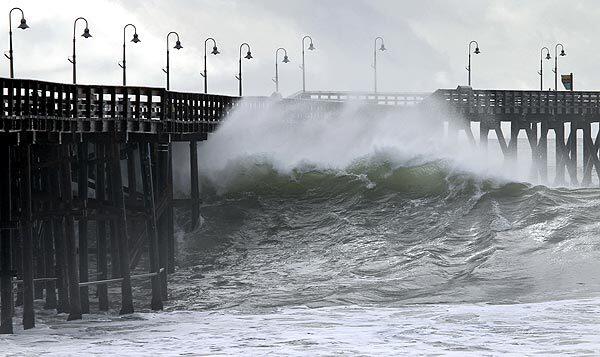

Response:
(292, 90), (429, 106)
(0, 78), (372, 143)
(0, 77), (241, 139)
(432, 87), (600, 118)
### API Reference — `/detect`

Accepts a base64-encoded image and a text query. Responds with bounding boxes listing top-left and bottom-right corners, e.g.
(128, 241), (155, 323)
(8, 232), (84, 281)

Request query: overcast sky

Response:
(2, 0), (599, 96)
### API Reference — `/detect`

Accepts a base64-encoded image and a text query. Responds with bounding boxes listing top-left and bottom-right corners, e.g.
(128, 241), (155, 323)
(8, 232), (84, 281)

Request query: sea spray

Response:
(188, 98), (535, 195)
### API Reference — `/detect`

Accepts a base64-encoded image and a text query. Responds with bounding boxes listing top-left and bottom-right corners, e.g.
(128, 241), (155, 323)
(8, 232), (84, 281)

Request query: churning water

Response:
(4, 99), (600, 355)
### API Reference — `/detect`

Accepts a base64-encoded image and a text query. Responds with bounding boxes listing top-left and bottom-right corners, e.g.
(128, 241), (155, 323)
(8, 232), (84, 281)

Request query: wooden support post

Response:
(530, 123), (538, 181)
(190, 141), (200, 231)
(106, 167), (121, 278)
(20, 145), (35, 329)
(11, 148), (23, 308)
(0, 145), (13, 334)
(109, 142), (134, 315)
(582, 123), (592, 186)
(42, 217), (57, 310)
(77, 143), (90, 314)
(34, 224), (45, 300)
(509, 120), (519, 162)
(479, 123), (488, 152)
(95, 143), (109, 311)
(40, 162), (57, 310)
(60, 145), (82, 321)
(157, 145), (169, 300)
(167, 144), (175, 274)
(140, 143), (164, 311)
(566, 125), (578, 185)
(554, 124), (566, 185)
(494, 124), (509, 157)
(127, 145), (137, 201)
(51, 164), (70, 314)
(463, 122), (476, 147)
(539, 121), (549, 184)
(525, 123), (539, 182)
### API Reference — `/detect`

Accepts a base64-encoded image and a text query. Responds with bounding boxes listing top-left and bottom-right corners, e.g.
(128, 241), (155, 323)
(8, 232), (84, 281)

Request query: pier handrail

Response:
(432, 87), (600, 117)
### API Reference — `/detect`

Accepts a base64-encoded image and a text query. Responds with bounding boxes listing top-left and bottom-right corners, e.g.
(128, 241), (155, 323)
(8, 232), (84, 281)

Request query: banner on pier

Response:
(561, 73), (573, 91)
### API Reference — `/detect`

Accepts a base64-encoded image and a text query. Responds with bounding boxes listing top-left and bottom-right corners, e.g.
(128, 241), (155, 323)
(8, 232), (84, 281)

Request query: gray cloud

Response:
(3, 0), (599, 95)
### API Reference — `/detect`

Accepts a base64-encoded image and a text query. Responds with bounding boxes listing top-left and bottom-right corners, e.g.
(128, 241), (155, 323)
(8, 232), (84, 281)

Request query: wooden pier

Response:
(0, 78), (599, 333)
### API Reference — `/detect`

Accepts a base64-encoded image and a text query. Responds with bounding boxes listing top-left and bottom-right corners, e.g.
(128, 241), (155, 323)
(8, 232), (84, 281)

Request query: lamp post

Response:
(301, 35), (315, 92)
(235, 43), (252, 96)
(554, 44), (566, 91)
(373, 36), (386, 93)
(466, 40), (480, 87)
(162, 32), (182, 91)
(6, 7), (29, 79)
(69, 17), (92, 85)
(538, 47), (551, 91)
(119, 24), (141, 86)
(201, 38), (219, 94)
(274, 47), (290, 93)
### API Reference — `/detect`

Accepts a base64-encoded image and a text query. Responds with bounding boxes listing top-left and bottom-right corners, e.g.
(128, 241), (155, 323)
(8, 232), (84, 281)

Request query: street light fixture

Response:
(6, 7), (29, 79)
(162, 32), (183, 91)
(301, 35), (315, 92)
(235, 43), (253, 96)
(554, 43), (566, 91)
(274, 47), (290, 93)
(119, 24), (141, 86)
(69, 17), (92, 84)
(373, 36), (386, 93)
(201, 38), (219, 94)
(538, 47), (551, 91)
(466, 40), (480, 87)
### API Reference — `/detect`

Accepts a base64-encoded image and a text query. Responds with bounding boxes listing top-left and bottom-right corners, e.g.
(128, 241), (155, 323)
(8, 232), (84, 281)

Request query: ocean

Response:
(3, 99), (600, 355)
